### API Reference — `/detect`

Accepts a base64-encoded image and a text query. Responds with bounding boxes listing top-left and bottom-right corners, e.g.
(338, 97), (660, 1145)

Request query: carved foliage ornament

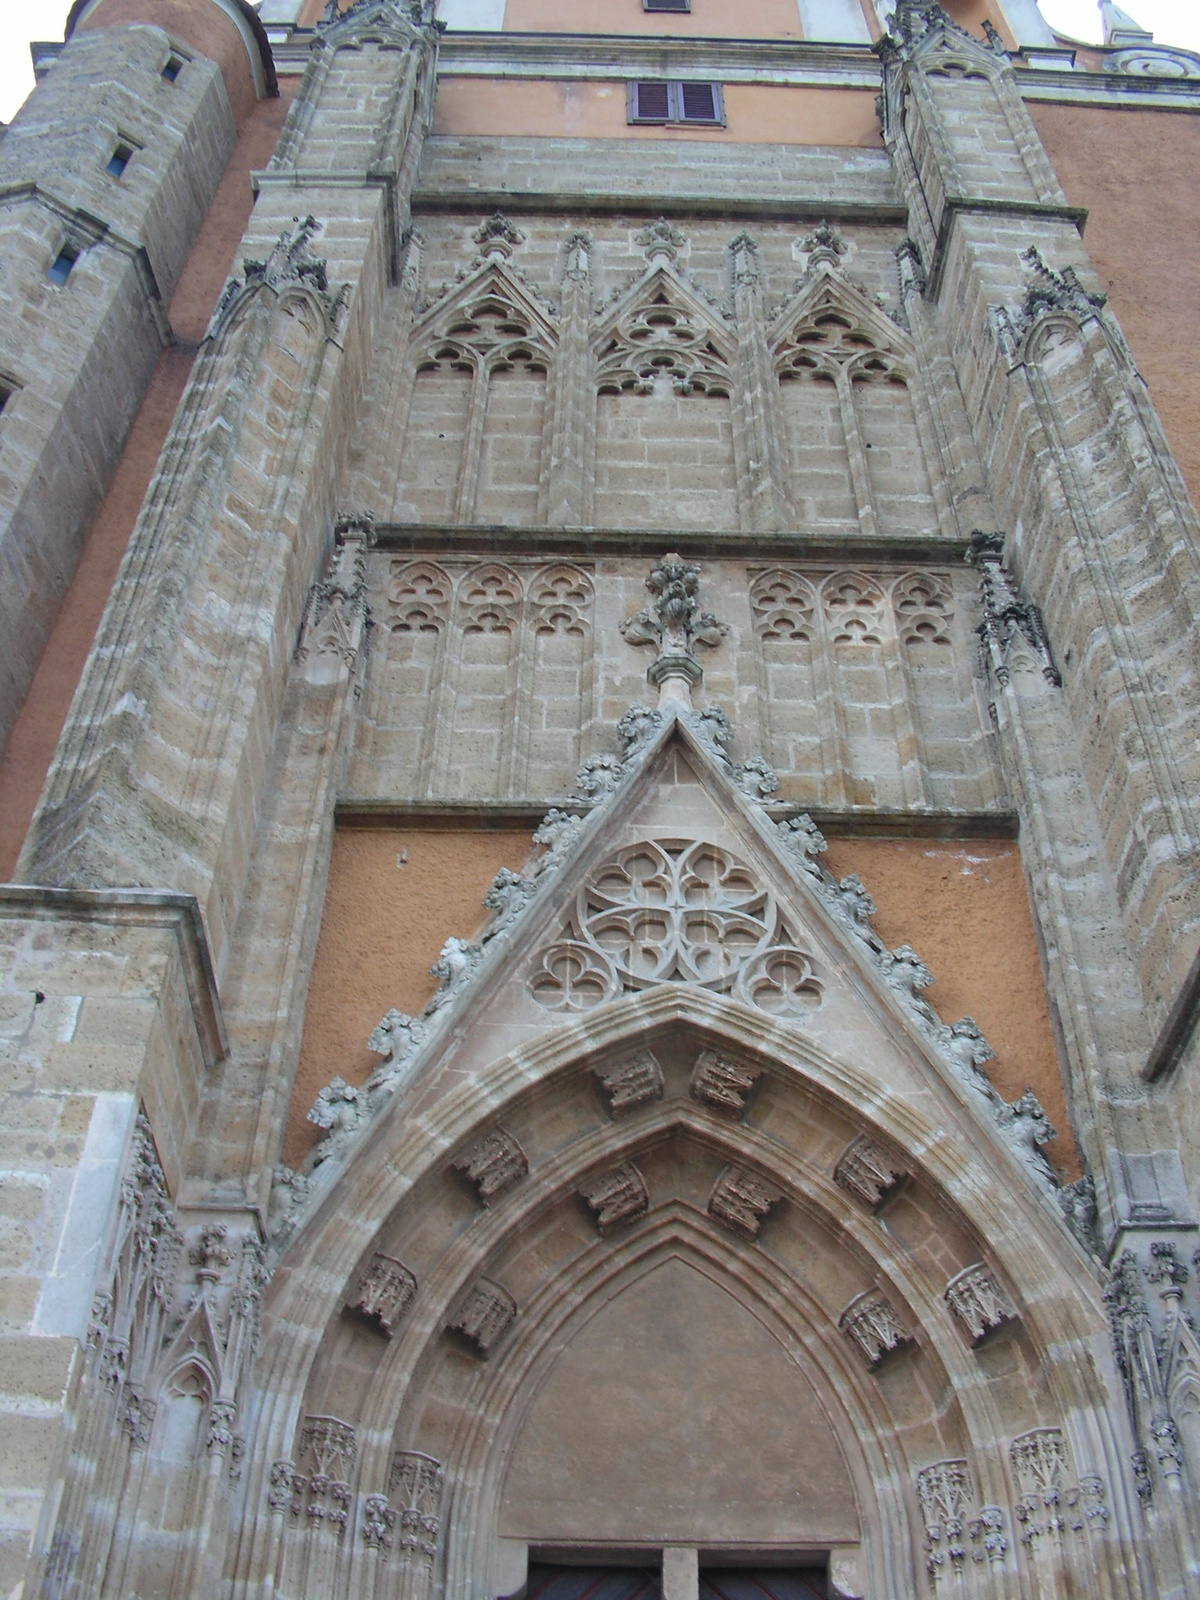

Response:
(389, 1450), (445, 1560)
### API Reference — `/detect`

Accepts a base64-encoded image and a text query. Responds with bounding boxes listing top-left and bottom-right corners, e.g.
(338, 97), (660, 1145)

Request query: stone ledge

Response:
(369, 522), (972, 565)
(0, 885), (226, 1068)
(333, 800), (1019, 839)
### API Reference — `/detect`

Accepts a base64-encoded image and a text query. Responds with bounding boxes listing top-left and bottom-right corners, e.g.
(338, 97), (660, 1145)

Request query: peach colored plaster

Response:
(432, 79), (884, 146)
(824, 837), (1077, 1177)
(0, 84), (296, 881)
(288, 829), (1077, 1177)
(1031, 101), (1200, 515)
(76, 0), (267, 128)
(502, 0), (805, 40)
(285, 828), (532, 1166)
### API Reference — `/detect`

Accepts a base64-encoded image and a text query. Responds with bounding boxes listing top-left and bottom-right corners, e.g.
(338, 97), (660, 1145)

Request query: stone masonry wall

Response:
(0, 24), (238, 757)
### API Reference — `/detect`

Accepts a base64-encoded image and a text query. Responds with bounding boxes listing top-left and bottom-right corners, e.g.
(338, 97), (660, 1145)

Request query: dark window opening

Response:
(48, 245), (79, 286)
(162, 54), (184, 82)
(106, 141), (134, 178)
(628, 80), (726, 126)
(701, 1571), (829, 1600)
(0, 384), (12, 417)
(644, 0), (691, 11)
(525, 1567), (662, 1600)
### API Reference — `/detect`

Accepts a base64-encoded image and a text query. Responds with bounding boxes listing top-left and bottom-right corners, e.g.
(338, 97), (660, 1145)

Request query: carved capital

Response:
(690, 1050), (761, 1116)
(834, 1135), (908, 1210)
(594, 1050), (664, 1116)
(578, 1163), (650, 1234)
(451, 1127), (529, 1205)
(839, 1288), (913, 1367)
(945, 1262), (1017, 1344)
(347, 1253), (418, 1337)
(389, 1450), (445, 1562)
(448, 1278), (516, 1356)
(708, 1166), (782, 1241)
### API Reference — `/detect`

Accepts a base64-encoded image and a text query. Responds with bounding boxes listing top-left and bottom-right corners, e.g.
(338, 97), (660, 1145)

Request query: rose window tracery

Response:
(529, 837), (822, 1017)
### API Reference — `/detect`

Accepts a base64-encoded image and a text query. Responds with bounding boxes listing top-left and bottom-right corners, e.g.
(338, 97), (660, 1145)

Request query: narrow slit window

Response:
(48, 244), (79, 286)
(106, 141), (134, 178)
(162, 54), (184, 82)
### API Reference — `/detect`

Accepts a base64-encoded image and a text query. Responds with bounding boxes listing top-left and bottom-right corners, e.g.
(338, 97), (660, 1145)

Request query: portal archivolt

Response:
(251, 1002), (1122, 1600)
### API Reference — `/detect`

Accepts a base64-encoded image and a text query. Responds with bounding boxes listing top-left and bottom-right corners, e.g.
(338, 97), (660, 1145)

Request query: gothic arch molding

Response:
(245, 980), (1133, 1591)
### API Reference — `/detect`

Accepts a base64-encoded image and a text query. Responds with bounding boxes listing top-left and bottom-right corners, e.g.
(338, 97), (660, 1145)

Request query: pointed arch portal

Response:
(247, 715), (1132, 1600)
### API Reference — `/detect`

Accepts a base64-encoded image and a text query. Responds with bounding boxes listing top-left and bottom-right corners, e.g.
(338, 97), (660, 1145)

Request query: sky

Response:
(1, 0), (1199, 123)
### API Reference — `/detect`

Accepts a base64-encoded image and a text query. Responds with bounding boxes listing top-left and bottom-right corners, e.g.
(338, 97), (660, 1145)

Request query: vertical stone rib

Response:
(729, 231), (791, 533)
(545, 231), (594, 527)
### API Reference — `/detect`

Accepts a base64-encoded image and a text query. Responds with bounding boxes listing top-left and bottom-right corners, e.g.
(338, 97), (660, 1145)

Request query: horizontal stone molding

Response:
(0, 884), (227, 1067)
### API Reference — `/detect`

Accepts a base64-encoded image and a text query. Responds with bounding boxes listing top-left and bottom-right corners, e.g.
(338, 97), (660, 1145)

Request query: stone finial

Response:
(448, 1278), (516, 1356)
(635, 216), (687, 266)
(620, 554), (727, 708)
(799, 219), (847, 269)
(944, 1261), (1017, 1343)
(472, 211), (526, 258)
(708, 1166), (782, 1240)
(834, 1134), (908, 1209)
(562, 230), (593, 281)
(347, 1253), (417, 1337)
(967, 531), (1061, 687)
(839, 1288), (913, 1366)
(578, 1163), (650, 1233)
(450, 1127), (528, 1205)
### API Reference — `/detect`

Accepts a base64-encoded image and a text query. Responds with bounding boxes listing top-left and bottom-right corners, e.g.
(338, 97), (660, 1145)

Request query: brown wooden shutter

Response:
(679, 81), (721, 123)
(630, 81), (671, 122)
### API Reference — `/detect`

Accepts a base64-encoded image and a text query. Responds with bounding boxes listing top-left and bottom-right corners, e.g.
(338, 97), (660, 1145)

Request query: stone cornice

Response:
(35, 29), (1200, 107)
(334, 799), (1020, 838)
(368, 521), (969, 565)
(0, 884), (227, 1068)
(412, 187), (907, 223)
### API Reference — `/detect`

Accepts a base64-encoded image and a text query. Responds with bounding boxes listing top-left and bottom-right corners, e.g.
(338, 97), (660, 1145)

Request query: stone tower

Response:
(2, 0), (1200, 1595)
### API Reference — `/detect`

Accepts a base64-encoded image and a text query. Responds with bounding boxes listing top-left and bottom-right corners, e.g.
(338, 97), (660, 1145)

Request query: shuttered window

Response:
(644, 0), (691, 11)
(627, 81), (726, 126)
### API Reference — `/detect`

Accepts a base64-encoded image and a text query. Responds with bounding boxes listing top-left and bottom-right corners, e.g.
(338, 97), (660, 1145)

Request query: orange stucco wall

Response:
(432, 78), (883, 145)
(1031, 101), (1200, 514)
(304, 0), (1007, 39)
(502, 0), (806, 40)
(0, 82), (296, 880)
(824, 837), (1075, 1176)
(285, 827), (532, 1165)
(288, 829), (1076, 1175)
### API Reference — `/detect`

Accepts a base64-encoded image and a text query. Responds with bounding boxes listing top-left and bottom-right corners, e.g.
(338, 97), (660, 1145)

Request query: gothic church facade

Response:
(2, 0), (1200, 1596)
